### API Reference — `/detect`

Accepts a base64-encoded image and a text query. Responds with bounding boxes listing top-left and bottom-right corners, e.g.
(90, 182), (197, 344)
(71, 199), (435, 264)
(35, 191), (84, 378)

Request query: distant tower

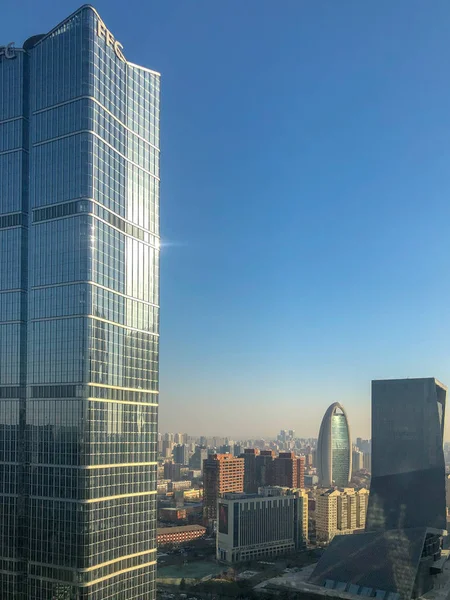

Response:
(317, 403), (352, 487)
(241, 448), (260, 493)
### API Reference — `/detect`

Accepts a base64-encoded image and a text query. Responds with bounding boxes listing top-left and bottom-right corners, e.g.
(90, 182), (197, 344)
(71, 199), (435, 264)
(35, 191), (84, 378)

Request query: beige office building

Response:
(216, 488), (308, 563)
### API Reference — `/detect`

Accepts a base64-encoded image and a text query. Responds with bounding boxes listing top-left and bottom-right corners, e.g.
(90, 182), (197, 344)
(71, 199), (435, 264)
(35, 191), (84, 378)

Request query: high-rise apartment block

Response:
(352, 448), (363, 474)
(0, 6), (160, 599)
(356, 438), (371, 454)
(241, 448), (260, 493)
(173, 443), (190, 465)
(316, 488), (369, 543)
(163, 462), (182, 481)
(162, 439), (174, 458)
(216, 487), (308, 563)
(174, 432), (187, 444)
(273, 452), (305, 488)
(203, 454), (244, 523)
(255, 450), (275, 486)
(356, 486), (369, 529)
(189, 446), (208, 473)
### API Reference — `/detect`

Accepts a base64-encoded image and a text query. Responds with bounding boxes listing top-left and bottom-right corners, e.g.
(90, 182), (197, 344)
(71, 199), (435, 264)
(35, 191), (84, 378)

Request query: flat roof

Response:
(372, 377), (447, 390)
(157, 525), (206, 535)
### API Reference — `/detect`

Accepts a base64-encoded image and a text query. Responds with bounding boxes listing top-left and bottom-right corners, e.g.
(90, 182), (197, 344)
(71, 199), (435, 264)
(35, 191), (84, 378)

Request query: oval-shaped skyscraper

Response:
(317, 403), (352, 487)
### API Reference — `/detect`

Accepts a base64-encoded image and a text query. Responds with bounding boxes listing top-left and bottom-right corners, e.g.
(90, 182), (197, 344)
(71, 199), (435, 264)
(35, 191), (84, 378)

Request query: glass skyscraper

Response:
(367, 377), (446, 532)
(0, 6), (160, 599)
(316, 402), (351, 488)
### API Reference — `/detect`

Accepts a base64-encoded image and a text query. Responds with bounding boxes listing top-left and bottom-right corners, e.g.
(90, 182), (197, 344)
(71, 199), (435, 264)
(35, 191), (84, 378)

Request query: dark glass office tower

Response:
(310, 378), (447, 600)
(367, 377), (447, 532)
(0, 6), (160, 599)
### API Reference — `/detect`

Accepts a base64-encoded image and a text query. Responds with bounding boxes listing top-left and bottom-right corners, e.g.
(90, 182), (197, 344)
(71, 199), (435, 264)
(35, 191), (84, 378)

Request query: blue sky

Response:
(3, 0), (450, 439)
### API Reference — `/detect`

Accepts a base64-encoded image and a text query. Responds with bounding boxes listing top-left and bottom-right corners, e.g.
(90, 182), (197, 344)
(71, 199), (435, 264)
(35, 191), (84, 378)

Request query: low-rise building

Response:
(216, 487), (308, 564)
(157, 525), (206, 546)
(157, 480), (170, 495)
(159, 507), (188, 522)
(183, 487), (202, 501)
(169, 480), (192, 492)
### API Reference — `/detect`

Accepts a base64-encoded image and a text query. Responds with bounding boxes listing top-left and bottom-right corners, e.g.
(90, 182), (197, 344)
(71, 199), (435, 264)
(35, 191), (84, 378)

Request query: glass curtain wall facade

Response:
(316, 402), (352, 488)
(367, 378), (447, 532)
(330, 411), (351, 487)
(0, 6), (160, 599)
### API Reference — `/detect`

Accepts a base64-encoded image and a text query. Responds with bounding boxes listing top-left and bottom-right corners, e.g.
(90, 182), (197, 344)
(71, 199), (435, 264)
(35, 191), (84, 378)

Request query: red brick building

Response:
(272, 452), (305, 488)
(203, 454), (244, 522)
(157, 525), (206, 546)
(159, 507), (187, 522)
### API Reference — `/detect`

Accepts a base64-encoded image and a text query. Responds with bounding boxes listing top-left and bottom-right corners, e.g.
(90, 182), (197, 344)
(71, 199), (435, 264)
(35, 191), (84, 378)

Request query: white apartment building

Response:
(316, 488), (369, 543)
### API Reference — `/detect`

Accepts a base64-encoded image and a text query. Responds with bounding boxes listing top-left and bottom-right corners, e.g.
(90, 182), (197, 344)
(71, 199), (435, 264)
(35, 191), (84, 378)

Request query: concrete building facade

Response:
(352, 448), (363, 474)
(216, 488), (308, 563)
(273, 452), (305, 489)
(316, 488), (369, 543)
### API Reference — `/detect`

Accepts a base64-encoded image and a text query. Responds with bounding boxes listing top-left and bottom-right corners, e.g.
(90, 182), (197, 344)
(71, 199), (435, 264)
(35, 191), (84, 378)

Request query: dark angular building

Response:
(241, 448), (260, 493)
(309, 378), (447, 600)
(367, 378), (446, 532)
(0, 6), (160, 599)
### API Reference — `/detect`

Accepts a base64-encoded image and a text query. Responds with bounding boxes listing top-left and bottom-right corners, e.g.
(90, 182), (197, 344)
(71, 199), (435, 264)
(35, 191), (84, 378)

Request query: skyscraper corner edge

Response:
(25, 4), (162, 75)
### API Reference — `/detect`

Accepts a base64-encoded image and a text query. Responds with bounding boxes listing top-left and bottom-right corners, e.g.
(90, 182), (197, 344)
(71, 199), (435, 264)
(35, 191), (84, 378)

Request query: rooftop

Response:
(157, 525), (206, 535)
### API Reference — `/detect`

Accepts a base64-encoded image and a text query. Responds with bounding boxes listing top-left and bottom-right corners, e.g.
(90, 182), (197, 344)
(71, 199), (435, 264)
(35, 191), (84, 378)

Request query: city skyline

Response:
(158, 394), (450, 441)
(4, 3), (450, 442)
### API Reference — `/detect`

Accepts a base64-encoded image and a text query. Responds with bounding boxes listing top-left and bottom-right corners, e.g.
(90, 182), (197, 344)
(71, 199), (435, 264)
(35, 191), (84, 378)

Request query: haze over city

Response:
(3, 2), (450, 600)
(4, 0), (450, 441)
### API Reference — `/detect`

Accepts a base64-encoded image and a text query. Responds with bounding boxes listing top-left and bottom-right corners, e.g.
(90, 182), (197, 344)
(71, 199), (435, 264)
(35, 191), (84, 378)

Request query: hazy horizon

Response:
(6, 1), (450, 441)
(159, 378), (450, 441)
